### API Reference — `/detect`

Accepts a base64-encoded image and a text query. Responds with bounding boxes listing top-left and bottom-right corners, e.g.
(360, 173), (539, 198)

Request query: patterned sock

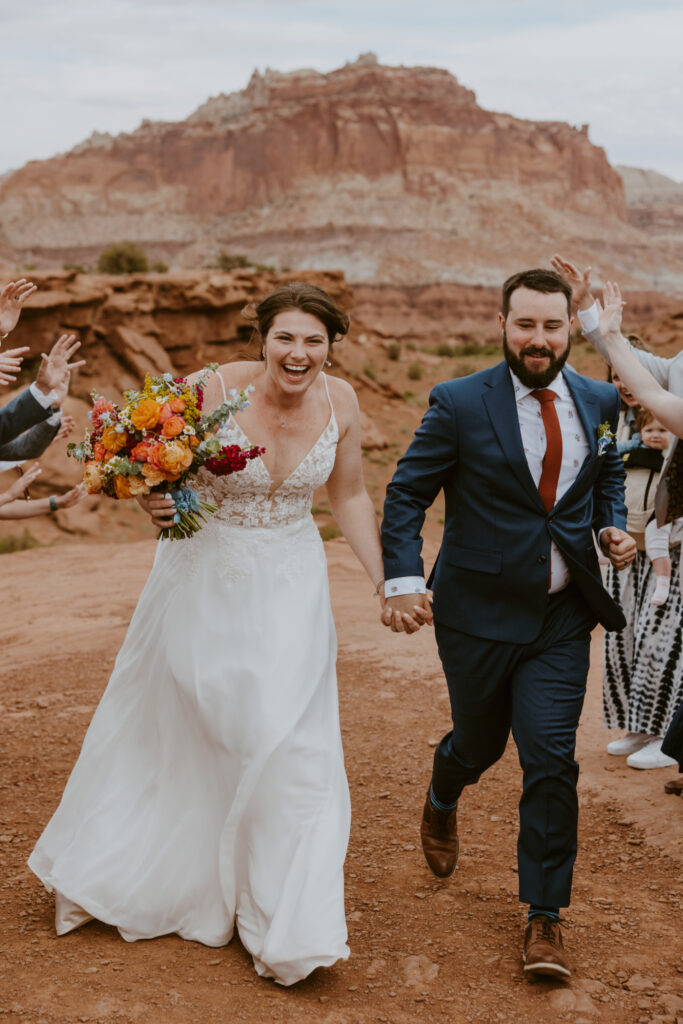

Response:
(528, 905), (560, 923)
(429, 786), (458, 813)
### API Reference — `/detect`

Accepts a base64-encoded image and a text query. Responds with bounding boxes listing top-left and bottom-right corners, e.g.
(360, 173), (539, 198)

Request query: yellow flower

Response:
(114, 475), (133, 499)
(129, 476), (151, 497)
(101, 427), (128, 454)
(130, 398), (162, 431)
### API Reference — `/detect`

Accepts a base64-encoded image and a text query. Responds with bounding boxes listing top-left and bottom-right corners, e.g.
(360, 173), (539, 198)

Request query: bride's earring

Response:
(325, 359), (332, 367)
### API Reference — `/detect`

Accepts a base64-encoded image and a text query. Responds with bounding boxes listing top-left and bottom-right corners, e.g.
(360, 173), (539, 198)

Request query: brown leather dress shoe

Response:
(523, 915), (571, 979)
(420, 791), (459, 878)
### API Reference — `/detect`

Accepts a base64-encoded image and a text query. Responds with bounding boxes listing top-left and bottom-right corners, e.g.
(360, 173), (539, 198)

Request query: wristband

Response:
(49, 495), (58, 513)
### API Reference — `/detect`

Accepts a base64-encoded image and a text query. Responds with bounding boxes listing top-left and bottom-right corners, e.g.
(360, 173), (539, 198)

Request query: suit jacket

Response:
(382, 362), (627, 643)
(0, 387), (52, 448)
(0, 417), (59, 463)
(584, 325), (682, 525)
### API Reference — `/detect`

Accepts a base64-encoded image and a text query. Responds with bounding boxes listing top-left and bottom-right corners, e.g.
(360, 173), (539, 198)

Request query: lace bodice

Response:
(195, 378), (339, 529)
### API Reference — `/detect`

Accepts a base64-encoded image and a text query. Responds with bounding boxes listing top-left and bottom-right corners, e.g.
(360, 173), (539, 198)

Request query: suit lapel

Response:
(482, 362), (546, 512)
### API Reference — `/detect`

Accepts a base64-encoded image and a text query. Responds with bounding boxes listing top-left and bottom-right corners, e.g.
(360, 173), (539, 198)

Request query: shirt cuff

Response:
(46, 411), (61, 426)
(577, 303), (600, 333)
(385, 576), (427, 597)
(29, 381), (58, 409)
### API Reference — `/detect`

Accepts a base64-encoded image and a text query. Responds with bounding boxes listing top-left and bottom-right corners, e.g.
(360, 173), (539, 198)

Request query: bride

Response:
(29, 282), (388, 986)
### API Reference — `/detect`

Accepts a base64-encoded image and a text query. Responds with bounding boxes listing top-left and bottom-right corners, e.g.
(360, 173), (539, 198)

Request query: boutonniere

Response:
(597, 421), (616, 456)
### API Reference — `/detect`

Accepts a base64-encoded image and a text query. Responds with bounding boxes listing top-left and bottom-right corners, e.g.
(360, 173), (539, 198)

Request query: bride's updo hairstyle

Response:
(244, 282), (350, 360)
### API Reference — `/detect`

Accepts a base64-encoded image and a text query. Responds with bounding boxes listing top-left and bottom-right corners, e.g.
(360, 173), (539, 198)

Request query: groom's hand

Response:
(600, 527), (636, 570)
(381, 593), (433, 634)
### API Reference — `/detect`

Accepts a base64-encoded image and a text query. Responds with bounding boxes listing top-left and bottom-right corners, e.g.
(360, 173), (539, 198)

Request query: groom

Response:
(381, 268), (634, 978)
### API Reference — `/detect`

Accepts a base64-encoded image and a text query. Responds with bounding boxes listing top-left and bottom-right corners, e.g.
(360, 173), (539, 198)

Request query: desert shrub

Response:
(97, 242), (149, 274)
(451, 363), (476, 378)
(0, 528), (39, 554)
(151, 261), (169, 273)
(407, 362), (423, 381)
(363, 363), (378, 381)
(215, 252), (251, 271)
(387, 342), (401, 361)
(435, 342), (456, 357)
(319, 523), (342, 541)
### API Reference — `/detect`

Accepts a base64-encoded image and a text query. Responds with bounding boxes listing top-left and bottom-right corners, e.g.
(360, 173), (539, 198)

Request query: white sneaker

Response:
(606, 732), (652, 756)
(626, 739), (678, 770)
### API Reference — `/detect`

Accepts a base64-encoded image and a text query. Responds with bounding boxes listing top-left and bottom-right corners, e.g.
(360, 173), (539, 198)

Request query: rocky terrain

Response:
(2, 54), (683, 290)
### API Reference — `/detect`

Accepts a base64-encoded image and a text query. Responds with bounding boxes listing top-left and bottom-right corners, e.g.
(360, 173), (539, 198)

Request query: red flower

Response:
(205, 444), (264, 477)
(91, 396), (116, 433)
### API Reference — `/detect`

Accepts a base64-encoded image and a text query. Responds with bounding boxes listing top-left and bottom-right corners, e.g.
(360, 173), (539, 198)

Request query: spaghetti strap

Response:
(216, 369), (228, 403)
(322, 373), (335, 421)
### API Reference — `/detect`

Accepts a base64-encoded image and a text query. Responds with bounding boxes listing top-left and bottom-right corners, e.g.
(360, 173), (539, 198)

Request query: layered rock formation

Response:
(3, 55), (682, 288)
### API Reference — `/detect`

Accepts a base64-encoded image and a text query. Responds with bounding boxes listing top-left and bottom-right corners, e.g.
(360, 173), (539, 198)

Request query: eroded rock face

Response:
(4, 56), (679, 288)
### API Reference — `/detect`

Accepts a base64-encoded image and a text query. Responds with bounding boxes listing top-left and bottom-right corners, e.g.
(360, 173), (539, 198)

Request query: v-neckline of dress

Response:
(227, 412), (336, 500)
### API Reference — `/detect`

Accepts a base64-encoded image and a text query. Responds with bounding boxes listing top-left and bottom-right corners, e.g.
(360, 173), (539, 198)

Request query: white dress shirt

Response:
(385, 369), (591, 597)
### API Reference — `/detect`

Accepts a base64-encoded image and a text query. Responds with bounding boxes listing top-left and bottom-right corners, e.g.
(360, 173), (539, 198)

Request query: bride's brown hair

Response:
(243, 282), (350, 359)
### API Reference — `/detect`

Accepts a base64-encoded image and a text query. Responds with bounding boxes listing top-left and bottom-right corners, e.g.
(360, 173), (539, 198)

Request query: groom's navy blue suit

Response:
(382, 361), (627, 907)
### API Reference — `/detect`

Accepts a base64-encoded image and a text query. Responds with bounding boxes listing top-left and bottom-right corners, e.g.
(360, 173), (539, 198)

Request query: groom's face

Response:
(499, 287), (573, 389)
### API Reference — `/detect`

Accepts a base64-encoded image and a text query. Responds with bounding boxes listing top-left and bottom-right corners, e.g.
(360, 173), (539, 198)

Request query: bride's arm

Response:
(325, 381), (385, 592)
(600, 282), (683, 438)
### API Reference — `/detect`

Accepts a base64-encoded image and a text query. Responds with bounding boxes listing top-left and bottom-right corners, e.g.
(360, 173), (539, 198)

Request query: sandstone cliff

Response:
(3, 55), (681, 289)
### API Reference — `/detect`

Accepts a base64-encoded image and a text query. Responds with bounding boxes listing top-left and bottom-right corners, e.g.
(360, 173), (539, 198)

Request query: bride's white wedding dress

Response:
(29, 374), (351, 986)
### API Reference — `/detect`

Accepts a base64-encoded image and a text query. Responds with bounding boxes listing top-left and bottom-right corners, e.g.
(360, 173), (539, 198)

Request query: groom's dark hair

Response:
(501, 269), (572, 319)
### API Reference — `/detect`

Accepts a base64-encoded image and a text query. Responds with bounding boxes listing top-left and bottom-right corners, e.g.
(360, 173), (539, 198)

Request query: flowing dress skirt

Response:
(29, 515), (351, 986)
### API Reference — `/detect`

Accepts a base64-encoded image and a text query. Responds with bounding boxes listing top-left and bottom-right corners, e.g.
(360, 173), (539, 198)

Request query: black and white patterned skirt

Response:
(603, 546), (683, 736)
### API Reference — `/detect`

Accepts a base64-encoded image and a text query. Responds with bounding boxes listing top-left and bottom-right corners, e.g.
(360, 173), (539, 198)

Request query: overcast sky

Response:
(2, 0), (682, 180)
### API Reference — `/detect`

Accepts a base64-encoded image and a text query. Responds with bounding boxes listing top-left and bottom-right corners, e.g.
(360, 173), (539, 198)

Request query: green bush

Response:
(97, 242), (149, 274)
(387, 342), (401, 361)
(0, 528), (39, 554)
(407, 362), (423, 381)
(451, 363), (476, 379)
(151, 260), (169, 273)
(215, 251), (251, 271)
(319, 523), (342, 542)
(435, 342), (456, 357)
(363, 363), (378, 381)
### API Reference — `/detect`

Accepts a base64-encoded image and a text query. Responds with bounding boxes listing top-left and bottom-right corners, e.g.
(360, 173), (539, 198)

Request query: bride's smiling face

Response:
(263, 309), (330, 393)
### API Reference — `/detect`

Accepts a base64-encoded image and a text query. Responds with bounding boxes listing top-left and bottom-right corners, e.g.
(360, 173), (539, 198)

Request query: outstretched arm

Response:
(599, 282), (683, 437)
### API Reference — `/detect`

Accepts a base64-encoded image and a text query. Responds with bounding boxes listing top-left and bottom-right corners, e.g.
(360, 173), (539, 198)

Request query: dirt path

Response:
(1, 540), (681, 1024)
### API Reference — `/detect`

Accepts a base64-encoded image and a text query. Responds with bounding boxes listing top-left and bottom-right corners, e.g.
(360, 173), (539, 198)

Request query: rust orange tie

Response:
(532, 388), (562, 512)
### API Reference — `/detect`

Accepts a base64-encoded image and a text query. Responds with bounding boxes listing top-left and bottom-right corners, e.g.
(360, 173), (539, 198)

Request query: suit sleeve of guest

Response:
(591, 387), (628, 537)
(0, 417), (60, 461)
(0, 388), (51, 447)
(382, 382), (458, 580)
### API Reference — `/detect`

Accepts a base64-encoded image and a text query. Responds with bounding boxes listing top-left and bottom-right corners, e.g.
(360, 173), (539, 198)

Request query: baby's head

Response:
(635, 408), (669, 451)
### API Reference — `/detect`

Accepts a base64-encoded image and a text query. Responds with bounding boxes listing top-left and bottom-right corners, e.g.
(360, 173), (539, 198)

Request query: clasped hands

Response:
(380, 591), (433, 634)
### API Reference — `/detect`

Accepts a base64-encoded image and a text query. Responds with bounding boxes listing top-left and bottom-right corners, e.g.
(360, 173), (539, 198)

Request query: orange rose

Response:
(161, 416), (185, 438)
(83, 461), (104, 494)
(169, 397), (186, 413)
(141, 463), (166, 486)
(128, 476), (151, 497)
(130, 440), (154, 462)
(130, 399), (162, 431)
(101, 427), (128, 454)
(114, 474), (133, 499)
(157, 403), (174, 425)
(93, 441), (108, 462)
(189, 435), (200, 449)
(156, 441), (194, 475)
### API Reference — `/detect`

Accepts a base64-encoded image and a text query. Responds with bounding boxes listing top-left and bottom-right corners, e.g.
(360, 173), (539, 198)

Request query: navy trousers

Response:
(431, 584), (596, 908)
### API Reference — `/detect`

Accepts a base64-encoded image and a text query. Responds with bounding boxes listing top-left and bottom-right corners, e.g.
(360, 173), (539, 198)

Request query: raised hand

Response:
(0, 279), (37, 336)
(35, 333), (86, 397)
(55, 414), (76, 441)
(0, 346), (30, 386)
(3, 462), (42, 503)
(55, 482), (87, 509)
(598, 281), (625, 338)
(550, 254), (593, 309)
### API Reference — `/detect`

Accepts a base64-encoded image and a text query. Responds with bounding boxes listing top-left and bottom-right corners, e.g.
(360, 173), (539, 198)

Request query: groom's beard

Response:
(503, 330), (571, 389)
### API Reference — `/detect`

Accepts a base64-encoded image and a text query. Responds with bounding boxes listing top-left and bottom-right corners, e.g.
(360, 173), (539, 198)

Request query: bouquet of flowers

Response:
(68, 364), (264, 539)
